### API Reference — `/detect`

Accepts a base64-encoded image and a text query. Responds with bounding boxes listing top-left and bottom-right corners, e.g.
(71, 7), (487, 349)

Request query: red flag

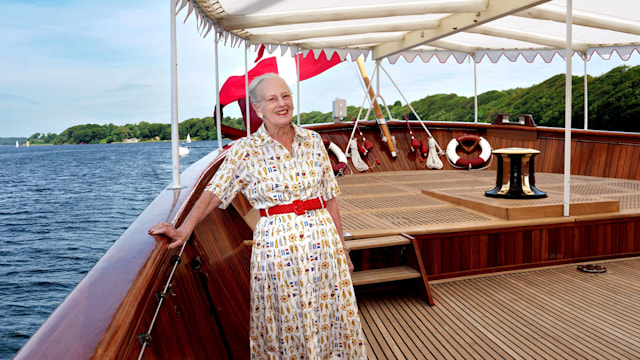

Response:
(217, 49), (342, 139)
(297, 51), (343, 81)
(219, 50), (343, 107)
(219, 57), (278, 106)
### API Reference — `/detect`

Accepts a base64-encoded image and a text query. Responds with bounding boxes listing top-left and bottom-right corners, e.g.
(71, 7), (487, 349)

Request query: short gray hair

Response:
(248, 73), (289, 103)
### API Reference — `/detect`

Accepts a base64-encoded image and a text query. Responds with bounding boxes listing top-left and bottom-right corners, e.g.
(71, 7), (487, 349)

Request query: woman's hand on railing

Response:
(148, 191), (222, 250)
(148, 222), (189, 250)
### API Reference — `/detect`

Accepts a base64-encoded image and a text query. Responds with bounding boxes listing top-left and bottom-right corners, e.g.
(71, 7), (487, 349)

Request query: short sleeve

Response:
(205, 140), (249, 209)
(316, 136), (341, 201)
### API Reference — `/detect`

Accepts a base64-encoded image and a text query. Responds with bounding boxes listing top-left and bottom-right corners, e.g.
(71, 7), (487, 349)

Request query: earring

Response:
(257, 113), (263, 118)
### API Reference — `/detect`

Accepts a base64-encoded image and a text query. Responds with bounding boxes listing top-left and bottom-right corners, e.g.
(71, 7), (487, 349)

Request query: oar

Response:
(405, 115), (423, 162)
(355, 56), (396, 158)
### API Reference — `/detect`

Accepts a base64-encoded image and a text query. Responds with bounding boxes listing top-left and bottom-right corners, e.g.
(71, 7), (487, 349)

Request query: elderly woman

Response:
(149, 73), (366, 359)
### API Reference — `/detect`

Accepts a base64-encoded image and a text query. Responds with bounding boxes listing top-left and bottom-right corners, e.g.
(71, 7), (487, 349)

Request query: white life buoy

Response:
(324, 140), (348, 175)
(446, 134), (492, 169)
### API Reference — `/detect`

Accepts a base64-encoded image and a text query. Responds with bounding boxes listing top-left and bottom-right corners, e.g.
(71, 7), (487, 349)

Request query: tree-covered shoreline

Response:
(9, 65), (640, 145)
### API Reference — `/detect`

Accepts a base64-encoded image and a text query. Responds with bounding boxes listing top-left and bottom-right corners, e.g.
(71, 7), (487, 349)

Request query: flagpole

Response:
(296, 49), (301, 126)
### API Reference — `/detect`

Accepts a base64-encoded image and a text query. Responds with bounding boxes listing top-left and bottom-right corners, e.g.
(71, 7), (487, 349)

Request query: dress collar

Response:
(253, 123), (310, 146)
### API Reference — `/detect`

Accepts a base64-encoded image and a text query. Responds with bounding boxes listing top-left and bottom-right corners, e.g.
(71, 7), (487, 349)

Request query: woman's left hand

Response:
(345, 251), (354, 274)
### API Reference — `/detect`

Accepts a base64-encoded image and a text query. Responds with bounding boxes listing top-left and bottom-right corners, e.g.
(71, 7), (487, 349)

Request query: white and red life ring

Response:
(446, 134), (492, 169)
(323, 140), (348, 174)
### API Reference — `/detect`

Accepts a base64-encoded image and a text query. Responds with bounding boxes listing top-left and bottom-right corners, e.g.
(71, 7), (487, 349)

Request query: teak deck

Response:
(358, 257), (640, 360)
(337, 170), (640, 238)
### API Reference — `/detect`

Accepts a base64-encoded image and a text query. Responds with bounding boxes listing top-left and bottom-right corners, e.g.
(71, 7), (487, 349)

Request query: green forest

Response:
(16, 65), (640, 145)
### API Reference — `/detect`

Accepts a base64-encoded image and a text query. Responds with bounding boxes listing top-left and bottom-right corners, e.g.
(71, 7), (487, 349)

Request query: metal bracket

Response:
(138, 333), (152, 346)
(155, 290), (166, 302)
(191, 255), (202, 270)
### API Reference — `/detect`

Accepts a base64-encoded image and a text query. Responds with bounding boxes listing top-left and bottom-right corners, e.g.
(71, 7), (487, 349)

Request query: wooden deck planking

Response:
(337, 171), (640, 241)
(395, 295), (498, 359)
(357, 258), (640, 359)
(453, 275), (602, 359)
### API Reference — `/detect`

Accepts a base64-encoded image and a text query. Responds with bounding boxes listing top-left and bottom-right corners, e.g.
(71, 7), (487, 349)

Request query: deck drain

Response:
(577, 264), (607, 273)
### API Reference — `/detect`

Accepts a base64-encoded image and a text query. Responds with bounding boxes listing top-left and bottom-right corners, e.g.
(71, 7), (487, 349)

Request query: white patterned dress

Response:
(206, 124), (366, 359)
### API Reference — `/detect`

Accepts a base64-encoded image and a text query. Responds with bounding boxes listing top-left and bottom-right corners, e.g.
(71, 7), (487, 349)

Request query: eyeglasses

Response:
(259, 94), (293, 105)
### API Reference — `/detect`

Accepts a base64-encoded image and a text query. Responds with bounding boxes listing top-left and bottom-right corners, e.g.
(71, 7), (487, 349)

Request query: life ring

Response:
(323, 140), (348, 175)
(446, 134), (492, 169)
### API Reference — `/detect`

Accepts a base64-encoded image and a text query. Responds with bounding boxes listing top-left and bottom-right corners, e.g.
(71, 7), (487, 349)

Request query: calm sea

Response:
(0, 141), (221, 359)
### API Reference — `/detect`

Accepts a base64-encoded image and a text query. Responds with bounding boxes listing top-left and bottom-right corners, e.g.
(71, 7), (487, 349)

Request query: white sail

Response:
(186, 133), (191, 143)
(16, 140), (19, 148)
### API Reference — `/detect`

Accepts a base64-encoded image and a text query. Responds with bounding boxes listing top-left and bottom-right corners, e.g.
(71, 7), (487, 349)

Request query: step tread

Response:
(346, 235), (411, 251)
(351, 266), (421, 286)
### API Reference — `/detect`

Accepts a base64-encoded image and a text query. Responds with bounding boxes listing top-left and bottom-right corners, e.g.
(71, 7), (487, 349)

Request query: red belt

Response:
(260, 197), (326, 217)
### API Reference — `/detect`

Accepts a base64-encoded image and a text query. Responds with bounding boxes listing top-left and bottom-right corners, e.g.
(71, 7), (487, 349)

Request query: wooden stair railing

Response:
(348, 234), (435, 306)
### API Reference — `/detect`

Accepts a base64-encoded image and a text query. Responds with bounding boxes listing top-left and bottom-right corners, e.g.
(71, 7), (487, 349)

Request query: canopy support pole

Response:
(583, 54), (589, 130)
(245, 41), (250, 135)
(473, 54), (478, 124)
(215, 33), (223, 151)
(563, 0), (573, 217)
(169, 0), (180, 189)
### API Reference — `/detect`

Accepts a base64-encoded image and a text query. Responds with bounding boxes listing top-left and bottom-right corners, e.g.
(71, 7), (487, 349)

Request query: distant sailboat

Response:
(16, 140), (19, 148)
(26, 140), (29, 147)
(179, 144), (190, 156)
(180, 134), (191, 156)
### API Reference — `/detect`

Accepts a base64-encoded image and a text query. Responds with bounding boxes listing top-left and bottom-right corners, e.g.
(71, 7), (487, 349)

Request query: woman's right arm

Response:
(148, 190), (222, 249)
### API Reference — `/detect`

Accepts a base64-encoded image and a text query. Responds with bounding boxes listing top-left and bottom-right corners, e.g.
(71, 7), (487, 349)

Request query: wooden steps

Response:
(347, 234), (435, 306)
(351, 266), (421, 286)
(347, 235), (417, 286)
(347, 235), (411, 251)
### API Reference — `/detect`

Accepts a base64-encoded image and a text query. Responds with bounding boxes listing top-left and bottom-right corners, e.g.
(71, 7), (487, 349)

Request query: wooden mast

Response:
(356, 56), (397, 158)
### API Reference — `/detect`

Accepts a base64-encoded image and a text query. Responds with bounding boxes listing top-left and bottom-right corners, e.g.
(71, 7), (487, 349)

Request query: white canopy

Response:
(172, 0), (637, 217)
(181, 0), (640, 63)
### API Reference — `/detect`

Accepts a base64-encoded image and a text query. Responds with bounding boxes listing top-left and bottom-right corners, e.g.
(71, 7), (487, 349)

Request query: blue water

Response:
(0, 141), (220, 359)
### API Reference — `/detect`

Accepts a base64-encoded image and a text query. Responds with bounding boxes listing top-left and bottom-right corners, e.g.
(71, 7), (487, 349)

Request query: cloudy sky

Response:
(1, 0), (638, 138)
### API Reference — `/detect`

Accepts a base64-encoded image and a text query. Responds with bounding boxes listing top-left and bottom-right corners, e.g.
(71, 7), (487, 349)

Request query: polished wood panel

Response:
(417, 216), (640, 280)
